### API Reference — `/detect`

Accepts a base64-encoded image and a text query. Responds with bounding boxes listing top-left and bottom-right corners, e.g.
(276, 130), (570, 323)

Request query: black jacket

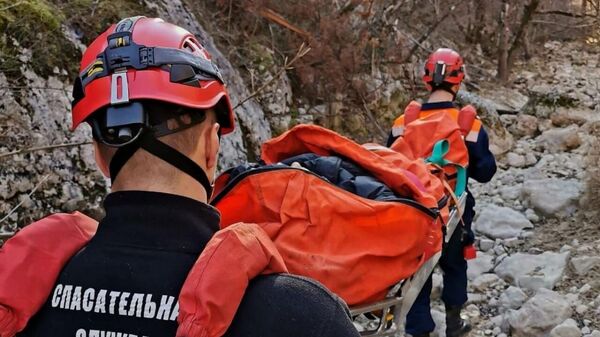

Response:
(19, 191), (358, 337)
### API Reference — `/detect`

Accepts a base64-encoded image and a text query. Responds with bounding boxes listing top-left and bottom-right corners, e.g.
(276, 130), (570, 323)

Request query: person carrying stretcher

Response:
(0, 17), (359, 337)
(387, 48), (497, 337)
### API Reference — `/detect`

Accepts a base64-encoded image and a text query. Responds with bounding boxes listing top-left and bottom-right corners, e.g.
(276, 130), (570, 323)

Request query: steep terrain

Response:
(1, 1), (599, 336)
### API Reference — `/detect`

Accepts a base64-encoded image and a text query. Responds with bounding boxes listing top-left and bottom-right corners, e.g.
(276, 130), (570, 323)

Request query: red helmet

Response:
(422, 48), (465, 93)
(71, 16), (234, 134)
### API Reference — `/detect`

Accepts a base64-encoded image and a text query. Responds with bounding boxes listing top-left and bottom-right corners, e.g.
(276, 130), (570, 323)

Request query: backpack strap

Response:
(458, 105), (481, 143)
(403, 100), (422, 125)
(177, 222), (287, 337)
(391, 101), (421, 137)
(426, 140), (467, 197)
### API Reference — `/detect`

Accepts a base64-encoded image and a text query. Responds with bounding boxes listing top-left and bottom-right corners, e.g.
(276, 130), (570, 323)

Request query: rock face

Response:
(521, 179), (582, 218)
(508, 289), (572, 337)
(495, 252), (570, 291)
(473, 205), (533, 239)
(0, 72), (106, 232)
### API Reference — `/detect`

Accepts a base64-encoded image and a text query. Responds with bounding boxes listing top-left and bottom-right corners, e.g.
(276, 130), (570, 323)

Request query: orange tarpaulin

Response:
(214, 125), (448, 305)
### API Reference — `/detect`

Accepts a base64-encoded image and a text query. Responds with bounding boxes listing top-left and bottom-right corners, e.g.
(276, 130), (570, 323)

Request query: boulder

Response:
(506, 152), (526, 168)
(550, 108), (590, 127)
(468, 253), (495, 280)
(499, 286), (528, 313)
(508, 289), (572, 337)
(536, 125), (581, 153)
(521, 179), (582, 218)
(510, 114), (539, 138)
(570, 256), (600, 275)
(473, 205), (533, 239)
(549, 319), (581, 337)
(472, 273), (501, 292)
(495, 252), (570, 291)
(478, 238), (495, 252)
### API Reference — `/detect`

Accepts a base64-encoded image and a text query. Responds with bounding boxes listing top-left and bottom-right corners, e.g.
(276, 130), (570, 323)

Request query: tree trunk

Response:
(467, 0), (486, 44)
(508, 0), (541, 68)
(497, 0), (510, 82)
(523, 27), (532, 61)
(582, 0), (588, 15)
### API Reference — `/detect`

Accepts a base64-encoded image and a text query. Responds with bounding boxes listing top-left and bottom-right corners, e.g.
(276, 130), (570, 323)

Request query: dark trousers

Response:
(405, 205), (475, 336)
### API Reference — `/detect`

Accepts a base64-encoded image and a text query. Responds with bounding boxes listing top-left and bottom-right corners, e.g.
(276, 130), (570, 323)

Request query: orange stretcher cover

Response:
(214, 124), (447, 305)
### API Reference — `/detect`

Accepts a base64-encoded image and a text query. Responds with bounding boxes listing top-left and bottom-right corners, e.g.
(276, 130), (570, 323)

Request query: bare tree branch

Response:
(0, 174), (51, 225)
(256, 7), (311, 39)
(535, 9), (595, 18)
(0, 141), (92, 160)
(402, 5), (457, 62)
(359, 96), (387, 140)
(234, 43), (311, 110)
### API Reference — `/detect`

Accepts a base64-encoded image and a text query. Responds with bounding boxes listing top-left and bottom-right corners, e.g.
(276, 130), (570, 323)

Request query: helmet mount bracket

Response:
(110, 70), (130, 105)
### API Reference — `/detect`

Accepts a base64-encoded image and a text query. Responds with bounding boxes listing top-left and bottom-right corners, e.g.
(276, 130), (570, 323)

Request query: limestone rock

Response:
(467, 253), (495, 280)
(536, 125), (581, 153)
(472, 273), (501, 292)
(508, 289), (572, 337)
(570, 256), (600, 275)
(495, 252), (570, 291)
(506, 152), (526, 168)
(521, 179), (582, 218)
(549, 319), (581, 337)
(473, 205), (533, 239)
(510, 114), (539, 138)
(499, 286), (528, 313)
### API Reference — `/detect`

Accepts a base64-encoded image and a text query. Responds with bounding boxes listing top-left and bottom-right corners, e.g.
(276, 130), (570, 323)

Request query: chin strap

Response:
(109, 131), (213, 198)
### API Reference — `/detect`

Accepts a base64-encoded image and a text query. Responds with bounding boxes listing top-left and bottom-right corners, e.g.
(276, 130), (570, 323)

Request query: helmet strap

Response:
(430, 83), (459, 100)
(109, 131), (214, 198)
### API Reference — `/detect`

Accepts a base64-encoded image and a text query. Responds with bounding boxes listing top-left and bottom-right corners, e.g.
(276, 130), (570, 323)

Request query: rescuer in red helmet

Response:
(387, 48), (497, 337)
(4, 17), (359, 337)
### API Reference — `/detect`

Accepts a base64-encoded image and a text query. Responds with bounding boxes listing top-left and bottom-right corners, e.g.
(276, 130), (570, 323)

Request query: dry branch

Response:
(256, 7), (311, 40)
(535, 10), (595, 18)
(402, 5), (457, 62)
(0, 141), (92, 160)
(234, 43), (311, 110)
(0, 174), (51, 225)
(359, 97), (387, 139)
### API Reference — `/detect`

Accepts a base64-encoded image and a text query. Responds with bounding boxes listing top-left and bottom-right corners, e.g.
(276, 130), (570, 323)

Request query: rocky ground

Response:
(425, 41), (600, 337)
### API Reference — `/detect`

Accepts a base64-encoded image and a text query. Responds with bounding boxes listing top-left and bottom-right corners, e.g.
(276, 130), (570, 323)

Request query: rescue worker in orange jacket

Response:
(4, 17), (359, 337)
(387, 48), (497, 337)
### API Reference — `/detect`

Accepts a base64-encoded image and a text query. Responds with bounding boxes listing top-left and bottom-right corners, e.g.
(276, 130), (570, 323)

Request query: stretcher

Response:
(350, 193), (466, 336)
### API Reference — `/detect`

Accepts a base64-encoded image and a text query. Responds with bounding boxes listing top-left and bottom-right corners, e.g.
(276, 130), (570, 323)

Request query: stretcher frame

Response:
(349, 193), (467, 336)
